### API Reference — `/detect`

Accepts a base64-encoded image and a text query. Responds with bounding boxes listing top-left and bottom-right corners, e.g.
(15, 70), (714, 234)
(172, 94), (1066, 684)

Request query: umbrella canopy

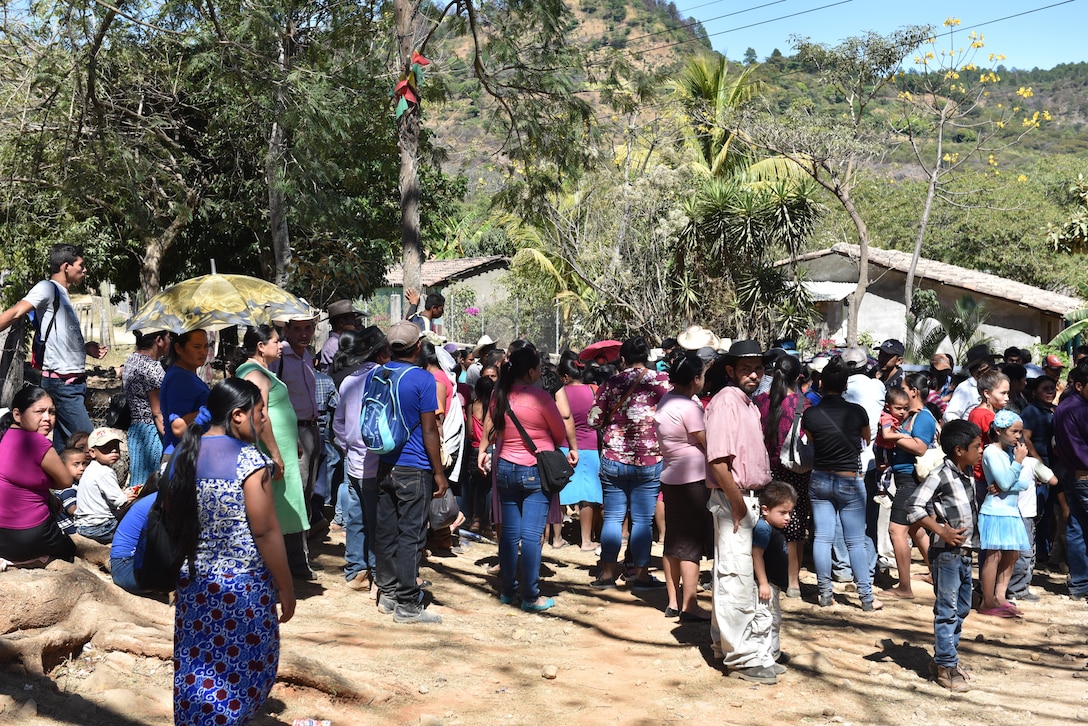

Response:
(578, 339), (622, 363)
(127, 274), (315, 334)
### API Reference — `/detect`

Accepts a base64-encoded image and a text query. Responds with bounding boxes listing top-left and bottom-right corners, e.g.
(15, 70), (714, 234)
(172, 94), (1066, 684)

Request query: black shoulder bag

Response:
(507, 408), (575, 496)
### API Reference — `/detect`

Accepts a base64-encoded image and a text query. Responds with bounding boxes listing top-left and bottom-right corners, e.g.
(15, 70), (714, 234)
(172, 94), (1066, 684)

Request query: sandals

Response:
(978, 605), (1020, 618)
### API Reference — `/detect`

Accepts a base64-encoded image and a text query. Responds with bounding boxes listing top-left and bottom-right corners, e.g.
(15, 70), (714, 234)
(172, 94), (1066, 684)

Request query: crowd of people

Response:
(4, 245), (1088, 720)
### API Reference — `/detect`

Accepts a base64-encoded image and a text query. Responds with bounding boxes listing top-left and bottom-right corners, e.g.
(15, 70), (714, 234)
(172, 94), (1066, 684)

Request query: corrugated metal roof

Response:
(384, 256), (510, 288)
(802, 281), (857, 302)
(785, 244), (1084, 316)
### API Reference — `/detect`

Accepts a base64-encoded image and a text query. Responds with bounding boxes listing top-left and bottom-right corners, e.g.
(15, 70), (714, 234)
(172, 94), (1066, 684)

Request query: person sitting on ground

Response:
(753, 480), (797, 676)
(74, 428), (136, 543)
(109, 474), (160, 595)
(907, 419), (983, 692)
(52, 447), (87, 535)
(0, 386), (77, 564)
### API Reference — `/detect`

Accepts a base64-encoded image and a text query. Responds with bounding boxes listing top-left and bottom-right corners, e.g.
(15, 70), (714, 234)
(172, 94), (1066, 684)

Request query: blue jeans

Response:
(41, 376), (93, 452)
(831, 517), (877, 581)
(1064, 476), (1088, 597)
(810, 470), (874, 601)
(110, 556), (146, 594)
(599, 458), (662, 568)
(345, 475), (378, 582)
(373, 465), (431, 606)
(77, 520), (117, 544)
(930, 550), (973, 666)
(496, 459), (550, 600)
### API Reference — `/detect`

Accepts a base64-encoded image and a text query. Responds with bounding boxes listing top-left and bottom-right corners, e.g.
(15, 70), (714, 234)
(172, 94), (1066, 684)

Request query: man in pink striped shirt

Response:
(705, 340), (775, 684)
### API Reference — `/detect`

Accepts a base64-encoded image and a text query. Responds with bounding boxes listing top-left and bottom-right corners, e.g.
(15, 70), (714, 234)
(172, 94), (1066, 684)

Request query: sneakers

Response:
(1010, 590), (1040, 602)
(934, 663), (971, 692)
(818, 593), (833, 607)
(376, 593), (396, 615)
(392, 603), (443, 624)
(729, 666), (778, 685)
(630, 576), (666, 590)
(771, 663), (787, 675)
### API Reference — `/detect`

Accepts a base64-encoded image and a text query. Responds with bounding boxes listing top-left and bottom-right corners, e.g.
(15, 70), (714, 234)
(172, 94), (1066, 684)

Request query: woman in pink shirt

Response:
(654, 352), (713, 620)
(0, 386), (77, 563)
(478, 346), (576, 612)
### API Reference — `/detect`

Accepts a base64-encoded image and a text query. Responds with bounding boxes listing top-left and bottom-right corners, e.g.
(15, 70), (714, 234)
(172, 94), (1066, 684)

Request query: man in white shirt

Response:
(944, 345), (996, 423)
(0, 244), (108, 449)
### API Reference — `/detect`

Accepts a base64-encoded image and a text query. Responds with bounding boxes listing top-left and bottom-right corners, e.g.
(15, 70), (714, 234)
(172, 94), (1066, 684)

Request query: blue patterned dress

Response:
(174, 437), (277, 726)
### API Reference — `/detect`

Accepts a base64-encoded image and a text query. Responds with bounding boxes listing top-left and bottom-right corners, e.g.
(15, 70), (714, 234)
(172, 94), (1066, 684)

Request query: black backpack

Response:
(133, 496), (187, 594)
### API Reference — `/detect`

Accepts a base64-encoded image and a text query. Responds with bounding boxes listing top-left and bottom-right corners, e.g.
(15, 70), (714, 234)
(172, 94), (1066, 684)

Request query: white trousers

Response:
(708, 490), (771, 669)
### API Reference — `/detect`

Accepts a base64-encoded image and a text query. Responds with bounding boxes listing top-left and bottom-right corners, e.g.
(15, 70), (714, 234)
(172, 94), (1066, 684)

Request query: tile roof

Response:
(384, 256), (509, 288)
(786, 243), (1084, 316)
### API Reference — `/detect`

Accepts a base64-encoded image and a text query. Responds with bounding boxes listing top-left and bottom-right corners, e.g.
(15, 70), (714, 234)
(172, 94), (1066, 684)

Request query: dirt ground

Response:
(3, 525), (1088, 726)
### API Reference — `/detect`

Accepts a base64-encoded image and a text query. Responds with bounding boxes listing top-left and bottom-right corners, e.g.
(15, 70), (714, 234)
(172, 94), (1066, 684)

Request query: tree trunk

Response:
(904, 115), (945, 329)
(0, 318), (26, 406)
(268, 18), (295, 288)
(841, 189), (870, 347)
(139, 189), (200, 300)
(394, 0), (423, 297)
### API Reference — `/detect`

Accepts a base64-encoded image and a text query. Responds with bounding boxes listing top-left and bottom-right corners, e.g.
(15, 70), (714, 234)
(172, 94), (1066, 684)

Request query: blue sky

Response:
(682, 0), (1083, 70)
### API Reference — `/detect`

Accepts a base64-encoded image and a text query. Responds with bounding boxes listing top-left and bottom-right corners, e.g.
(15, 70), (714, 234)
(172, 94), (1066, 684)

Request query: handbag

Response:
(779, 395), (814, 474)
(507, 408), (574, 496)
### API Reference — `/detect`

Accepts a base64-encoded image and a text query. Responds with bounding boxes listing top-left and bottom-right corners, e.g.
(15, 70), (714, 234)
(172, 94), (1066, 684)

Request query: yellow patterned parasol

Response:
(127, 274), (315, 334)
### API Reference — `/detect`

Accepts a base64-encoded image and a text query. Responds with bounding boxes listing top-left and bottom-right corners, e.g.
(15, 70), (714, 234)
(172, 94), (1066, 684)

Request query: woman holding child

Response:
(884, 374), (939, 599)
(0, 386), (76, 564)
(122, 329), (170, 488)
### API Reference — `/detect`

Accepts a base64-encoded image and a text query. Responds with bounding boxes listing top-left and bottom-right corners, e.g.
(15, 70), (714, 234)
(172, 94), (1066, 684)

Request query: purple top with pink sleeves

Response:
(563, 384), (598, 451)
(754, 391), (808, 463)
(0, 428), (56, 529)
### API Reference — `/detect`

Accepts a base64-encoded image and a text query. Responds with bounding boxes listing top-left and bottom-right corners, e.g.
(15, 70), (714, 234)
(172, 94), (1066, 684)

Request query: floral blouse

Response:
(122, 351), (165, 424)
(587, 367), (671, 465)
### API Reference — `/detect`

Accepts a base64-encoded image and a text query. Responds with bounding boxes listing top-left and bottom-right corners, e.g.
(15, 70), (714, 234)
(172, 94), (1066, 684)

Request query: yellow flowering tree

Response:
(893, 17), (1051, 316)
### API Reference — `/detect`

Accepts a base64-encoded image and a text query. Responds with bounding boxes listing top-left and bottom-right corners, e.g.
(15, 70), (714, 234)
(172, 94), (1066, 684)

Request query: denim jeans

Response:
(810, 470), (875, 601)
(930, 550), (973, 667)
(1064, 476), (1088, 597)
(599, 458), (662, 568)
(40, 376), (93, 452)
(110, 556), (145, 594)
(831, 517), (877, 581)
(373, 465), (431, 605)
(77, 520), (117, 544)
(496, 459), (550, 600)
(345, 475), (378, 582)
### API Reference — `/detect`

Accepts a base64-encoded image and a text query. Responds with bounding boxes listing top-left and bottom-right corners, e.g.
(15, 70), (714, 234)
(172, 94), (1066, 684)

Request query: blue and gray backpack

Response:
(360, 364), (418, 454)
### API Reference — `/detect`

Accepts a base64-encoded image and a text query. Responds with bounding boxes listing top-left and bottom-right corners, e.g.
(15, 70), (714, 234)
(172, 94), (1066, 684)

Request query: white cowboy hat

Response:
(677, 325), (721, 352)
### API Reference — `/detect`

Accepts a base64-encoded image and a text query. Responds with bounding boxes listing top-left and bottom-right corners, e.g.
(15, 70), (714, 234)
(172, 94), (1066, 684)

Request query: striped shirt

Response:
(906, 458), (980, 552)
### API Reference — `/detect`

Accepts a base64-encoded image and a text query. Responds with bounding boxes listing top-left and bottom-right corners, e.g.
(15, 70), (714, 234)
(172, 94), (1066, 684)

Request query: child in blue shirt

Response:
(753, 480), (797, 677)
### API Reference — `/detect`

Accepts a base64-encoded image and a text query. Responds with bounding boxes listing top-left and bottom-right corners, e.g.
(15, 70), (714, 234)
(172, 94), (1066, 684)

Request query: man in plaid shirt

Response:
(905, 419), (983, 693)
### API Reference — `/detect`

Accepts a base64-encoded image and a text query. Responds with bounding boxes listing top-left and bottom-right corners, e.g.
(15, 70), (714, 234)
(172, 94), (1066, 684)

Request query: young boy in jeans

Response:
(905, 419), (983, 692)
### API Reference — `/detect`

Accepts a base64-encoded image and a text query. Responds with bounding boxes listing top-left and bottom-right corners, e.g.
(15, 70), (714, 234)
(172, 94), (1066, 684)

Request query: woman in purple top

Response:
(753, 354), (811, 598)
(587, 337), (671, 589)
(557, 355), (602, 551)
(0, 386), (76, 563)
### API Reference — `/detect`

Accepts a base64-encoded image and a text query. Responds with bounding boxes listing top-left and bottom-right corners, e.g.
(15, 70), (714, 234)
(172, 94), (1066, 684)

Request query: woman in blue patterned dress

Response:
(162, 378), (295, 725)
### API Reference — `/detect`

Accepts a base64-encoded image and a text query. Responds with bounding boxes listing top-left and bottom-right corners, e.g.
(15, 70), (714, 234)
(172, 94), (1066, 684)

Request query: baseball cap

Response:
(929, 354), (952, 372)
(840, 347), (869, 369)
(1045, 354), (1065, 369)
(89, 427), (124, 449)
(387, 320), (424, 350)
(878, 339), (905, 357)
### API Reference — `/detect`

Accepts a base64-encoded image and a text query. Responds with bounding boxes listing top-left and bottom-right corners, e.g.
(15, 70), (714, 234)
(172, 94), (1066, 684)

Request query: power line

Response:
(957, 0), (1079, 36)
(617, 0), (794, 51)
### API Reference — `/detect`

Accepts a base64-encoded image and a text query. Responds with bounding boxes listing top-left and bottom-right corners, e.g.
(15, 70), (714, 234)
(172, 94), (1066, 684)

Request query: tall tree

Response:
(737, 27), (932, 344)
(892, 18), (1049, 317)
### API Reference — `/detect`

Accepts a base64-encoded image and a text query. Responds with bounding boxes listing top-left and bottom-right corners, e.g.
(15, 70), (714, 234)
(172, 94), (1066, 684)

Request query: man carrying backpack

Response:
(0, 244), (108, 450)
(366, 320), (448, 624)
